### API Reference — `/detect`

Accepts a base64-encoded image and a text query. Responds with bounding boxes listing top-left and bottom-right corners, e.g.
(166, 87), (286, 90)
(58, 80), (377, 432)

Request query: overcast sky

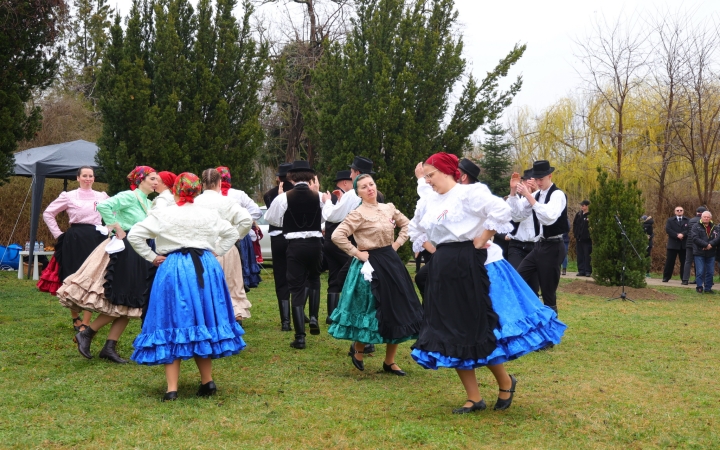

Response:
(110, 0), (718, 116)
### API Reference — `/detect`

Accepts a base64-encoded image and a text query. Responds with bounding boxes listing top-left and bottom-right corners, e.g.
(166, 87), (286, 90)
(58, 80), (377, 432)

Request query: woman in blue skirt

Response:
(409, 153), (565, 414)
(127, 173), (244, 401)
(328, 174), (423, 375)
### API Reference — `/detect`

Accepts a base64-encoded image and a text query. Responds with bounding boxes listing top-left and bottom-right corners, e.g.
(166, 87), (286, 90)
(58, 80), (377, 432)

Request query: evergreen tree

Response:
(589, 168), (648, 288)
(95, 0), (268, 193)
(310, 0), (525, 237)
(478, 121), (512, 196)
(0, 0), (67, 182)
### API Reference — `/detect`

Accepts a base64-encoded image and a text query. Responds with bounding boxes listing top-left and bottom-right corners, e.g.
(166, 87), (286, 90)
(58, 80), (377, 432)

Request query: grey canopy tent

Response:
(13, 140), (101, 268)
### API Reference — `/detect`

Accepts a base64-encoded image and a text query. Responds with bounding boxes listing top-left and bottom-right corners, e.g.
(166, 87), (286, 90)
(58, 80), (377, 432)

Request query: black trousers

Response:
(517, 239), (566, 309)
(270, 235), (290, 301)
(682, 246), (695, 281)
(323, 238), (351, 294)
(287, 238), (323, 307)
(507, 241), (534, 269)
(576, 240), (593, 275)
(663, 248), (686, 280)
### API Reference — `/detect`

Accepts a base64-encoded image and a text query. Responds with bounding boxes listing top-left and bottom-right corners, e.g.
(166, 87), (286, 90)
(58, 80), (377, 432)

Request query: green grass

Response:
(1, 269), (719, 449)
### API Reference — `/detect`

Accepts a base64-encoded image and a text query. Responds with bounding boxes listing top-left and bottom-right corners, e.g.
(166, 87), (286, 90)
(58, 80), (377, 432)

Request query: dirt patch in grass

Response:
(559, 280), (678, 301)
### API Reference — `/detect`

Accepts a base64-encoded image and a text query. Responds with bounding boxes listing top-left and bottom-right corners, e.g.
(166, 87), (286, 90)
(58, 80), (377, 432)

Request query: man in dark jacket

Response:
(573, 200), (592, 276)
(691, 211), (720, 293)
(663, 206), (690, 282)
(682, 206), (707, 285)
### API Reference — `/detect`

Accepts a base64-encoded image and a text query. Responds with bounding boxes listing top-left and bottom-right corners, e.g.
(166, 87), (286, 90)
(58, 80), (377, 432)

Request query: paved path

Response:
(561, 271), (693, 289)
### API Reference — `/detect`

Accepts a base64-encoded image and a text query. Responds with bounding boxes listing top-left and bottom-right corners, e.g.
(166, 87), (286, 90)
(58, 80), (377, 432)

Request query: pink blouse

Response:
(43, 188), (110, 238)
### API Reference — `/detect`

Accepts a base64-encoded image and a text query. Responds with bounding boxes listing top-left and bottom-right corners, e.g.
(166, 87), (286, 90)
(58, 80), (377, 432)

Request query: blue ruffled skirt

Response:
(411, 259), (566, 370)
(131, 250), (246, 365)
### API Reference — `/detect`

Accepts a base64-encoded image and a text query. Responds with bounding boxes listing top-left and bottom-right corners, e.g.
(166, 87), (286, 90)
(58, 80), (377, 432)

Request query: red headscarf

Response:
(127, 166), (156, 190)
(173, 172), (202, 206)
(216, 166), (232, 196)
(425, 152), (460, 181)
(157, 171), (177, 189)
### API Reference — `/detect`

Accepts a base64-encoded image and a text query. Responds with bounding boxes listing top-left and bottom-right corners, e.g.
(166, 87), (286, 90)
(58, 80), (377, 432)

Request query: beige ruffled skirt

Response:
(217, 244), (252, 320)
(56, 238), (143, 319)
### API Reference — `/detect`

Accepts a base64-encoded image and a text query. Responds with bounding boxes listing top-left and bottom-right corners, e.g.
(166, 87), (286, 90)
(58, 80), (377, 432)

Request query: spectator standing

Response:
(691, 211), (720, 293)
(662, 206), (689, 282)
(573, 200), (592, 276)
(682, 206), (707, 285)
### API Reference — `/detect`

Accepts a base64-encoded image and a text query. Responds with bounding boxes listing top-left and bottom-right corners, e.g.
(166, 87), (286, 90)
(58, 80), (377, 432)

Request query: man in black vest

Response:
(263, 163), (295, 331)
(662, 206), (689, 282)
(265, 161), (324, 349)
(321, 170), (354, 324)
(508, 160), (568, 316)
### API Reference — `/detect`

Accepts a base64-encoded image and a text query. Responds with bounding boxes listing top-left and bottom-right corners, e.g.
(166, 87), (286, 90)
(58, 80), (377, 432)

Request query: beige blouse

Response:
(332, 202), (409, 257)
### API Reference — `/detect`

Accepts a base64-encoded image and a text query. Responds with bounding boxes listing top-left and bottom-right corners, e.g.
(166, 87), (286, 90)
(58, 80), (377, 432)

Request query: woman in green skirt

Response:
(328, 174), (423, 375)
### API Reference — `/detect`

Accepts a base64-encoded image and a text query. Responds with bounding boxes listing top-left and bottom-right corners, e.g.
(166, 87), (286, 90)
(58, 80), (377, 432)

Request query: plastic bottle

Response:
(39, 241), (44, 252)
(25, 241), (30, 251)
(34, 241), (39, 252)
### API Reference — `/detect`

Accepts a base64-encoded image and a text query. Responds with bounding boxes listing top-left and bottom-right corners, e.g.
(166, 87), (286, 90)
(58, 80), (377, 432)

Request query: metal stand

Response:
(607, 215), (642, 303)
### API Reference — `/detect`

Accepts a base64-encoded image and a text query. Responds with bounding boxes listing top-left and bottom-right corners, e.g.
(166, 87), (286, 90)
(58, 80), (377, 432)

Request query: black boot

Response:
(308, 289), (321, 335)
(75, 326), (97, 359)
(278, 299), (291, 332)
(99, 339), (128, 364)
(326, 293), (339, 325)
(290, 306), (306, 349)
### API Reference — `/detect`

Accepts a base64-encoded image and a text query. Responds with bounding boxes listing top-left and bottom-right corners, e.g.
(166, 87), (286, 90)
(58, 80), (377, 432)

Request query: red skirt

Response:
(37, 255), (62, 295)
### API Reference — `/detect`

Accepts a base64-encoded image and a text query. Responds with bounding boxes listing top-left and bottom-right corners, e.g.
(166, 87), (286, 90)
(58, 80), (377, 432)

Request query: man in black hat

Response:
(682, 206), (707, 285)
(321, 170), (354, 324)
(263, 163), (295, 331)
(458, 158), (481, 184)
(573, 200), (592, 277)
(321, 155), (380, 353)
(505, 169), (539, 270)
(265, 161), (324, 349)
(507, 160), (569, 317)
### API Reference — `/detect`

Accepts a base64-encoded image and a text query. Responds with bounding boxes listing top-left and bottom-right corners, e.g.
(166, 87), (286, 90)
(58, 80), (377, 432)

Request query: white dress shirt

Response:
(264, 182), (325, 239)
(128, 203), (239, 263)
(227, 188), (262, 221)
(506, 183), (567, 241)
(322, 188), (361, 223)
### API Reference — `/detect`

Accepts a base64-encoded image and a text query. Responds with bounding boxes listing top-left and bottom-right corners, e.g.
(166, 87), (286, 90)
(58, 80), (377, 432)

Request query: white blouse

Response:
(194, 190), (252, 239)
(409, 180), (513, 252)
(151, 189), (175, 210)
(227, 188), (262, 221)
(128, 203), (240, 263)
(322, 189), (361, 223)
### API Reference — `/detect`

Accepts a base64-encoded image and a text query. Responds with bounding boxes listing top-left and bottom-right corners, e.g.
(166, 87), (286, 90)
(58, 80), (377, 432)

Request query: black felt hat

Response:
(529, 160), (555, 178)
(521, 169), (533, 180)
(334, 170), (352, 182)
(458, 158), (480, 181)
(349, 156), (375, 175)
(287, 160), (315, 173)
(276, 163), (293, 177)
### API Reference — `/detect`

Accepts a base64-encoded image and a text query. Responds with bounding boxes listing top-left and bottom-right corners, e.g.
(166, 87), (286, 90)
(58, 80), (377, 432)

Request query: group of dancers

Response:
(37, 154), (566, 413)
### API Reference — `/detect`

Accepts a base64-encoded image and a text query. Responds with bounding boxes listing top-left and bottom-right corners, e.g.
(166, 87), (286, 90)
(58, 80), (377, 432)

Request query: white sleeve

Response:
(506, 194), (533, 222)
(214, 218), (241, 256)
(231, 189), (262, 221)
(230, 204), (253, 239)
(416, 178), (433, 198)
(127, 215), (161, 263)
(264, 193), (287, 227)
(323, 190), (360, 222)
(467, 184), (514, 233)
(409, 198), (429, 253)
(533, 188), (567, 226)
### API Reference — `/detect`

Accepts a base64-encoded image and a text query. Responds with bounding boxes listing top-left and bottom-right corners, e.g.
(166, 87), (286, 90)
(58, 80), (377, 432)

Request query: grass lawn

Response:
(0, 269), (718, 449)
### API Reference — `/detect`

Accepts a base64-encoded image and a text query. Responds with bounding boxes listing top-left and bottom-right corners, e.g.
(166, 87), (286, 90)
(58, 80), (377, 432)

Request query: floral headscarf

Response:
(127, 166), (156, 190)
(173, 172), (202, 206)
(216, 166), (232, 196)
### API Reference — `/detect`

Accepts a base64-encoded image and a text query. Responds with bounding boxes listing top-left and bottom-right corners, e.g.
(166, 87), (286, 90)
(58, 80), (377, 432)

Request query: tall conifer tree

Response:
(478, 121), (512, 196)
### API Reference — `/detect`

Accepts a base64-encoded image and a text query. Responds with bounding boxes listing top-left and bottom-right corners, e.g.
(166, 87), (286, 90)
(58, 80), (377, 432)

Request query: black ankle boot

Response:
(290, 306), (306, 349)
(75, 326), (97, 359)
(308, 289), (320, 335)
(326, 293), (339, 325)
(99, 339), (128, 364)
(278, 299), (291, 332)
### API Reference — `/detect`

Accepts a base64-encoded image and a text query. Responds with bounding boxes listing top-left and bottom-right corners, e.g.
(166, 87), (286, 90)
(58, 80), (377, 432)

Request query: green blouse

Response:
(96, 190), (151, 231)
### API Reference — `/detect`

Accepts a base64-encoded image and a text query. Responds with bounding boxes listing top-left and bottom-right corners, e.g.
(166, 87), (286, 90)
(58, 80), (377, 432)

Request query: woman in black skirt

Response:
(40, 166), (109, 331)
(328, 174), (423, 375)
(410, 153), (517, 414)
